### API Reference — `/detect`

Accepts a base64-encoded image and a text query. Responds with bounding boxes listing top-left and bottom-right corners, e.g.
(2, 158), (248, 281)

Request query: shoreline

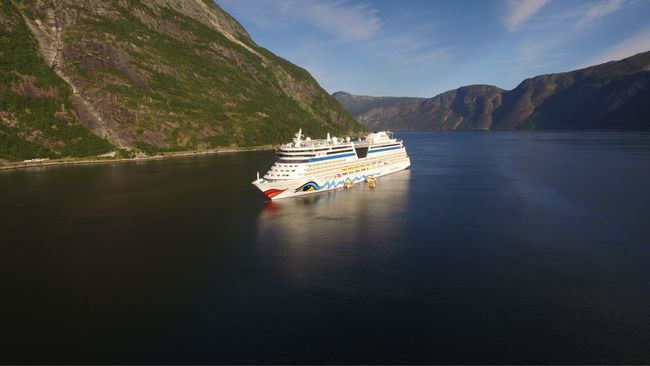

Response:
(0, 145), (275, 172)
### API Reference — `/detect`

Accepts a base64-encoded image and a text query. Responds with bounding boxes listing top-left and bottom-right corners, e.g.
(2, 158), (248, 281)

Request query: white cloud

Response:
(504, 0), (552, 31)
(503, 0), (631, 71)
(219, 0), (382, 41)
(511, 34), (568, 70)
(288, 1), (382, 41)
(219, 0), (452, 73)
(582, 26), (650, 67)
(367, 35), (454, 68)
(575, 0), (625, 28)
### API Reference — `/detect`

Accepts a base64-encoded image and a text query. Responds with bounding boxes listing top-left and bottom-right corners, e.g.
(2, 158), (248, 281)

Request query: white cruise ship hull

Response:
(252, 130), (411, 200)
(253, 158), (411, 200)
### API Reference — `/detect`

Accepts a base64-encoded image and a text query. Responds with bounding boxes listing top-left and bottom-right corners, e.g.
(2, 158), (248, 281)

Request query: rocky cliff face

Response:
(0, 1), (114, 161)
(342, 51), (650, 131)
(0, 0), (361, 161)
(495, 53), (650, 129)
(409, 85), (503, 130)
(341, 85), (503, 131)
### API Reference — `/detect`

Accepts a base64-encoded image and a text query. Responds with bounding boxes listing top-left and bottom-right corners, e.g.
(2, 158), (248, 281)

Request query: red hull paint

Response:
(263, 188), (286, 199)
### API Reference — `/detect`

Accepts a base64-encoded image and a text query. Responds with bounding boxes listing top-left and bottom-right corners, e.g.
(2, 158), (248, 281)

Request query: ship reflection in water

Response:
(256, 170), (411, 283)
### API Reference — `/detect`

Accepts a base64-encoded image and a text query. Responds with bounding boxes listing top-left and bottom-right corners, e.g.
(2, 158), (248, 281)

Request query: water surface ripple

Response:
(1, 131), (649, 363)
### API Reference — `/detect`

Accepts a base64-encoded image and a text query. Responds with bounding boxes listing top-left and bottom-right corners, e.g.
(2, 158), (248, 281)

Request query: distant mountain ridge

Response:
(0, 0), (361, 162)
(336, 51), (650, 131)
(332, 91), (425, 116)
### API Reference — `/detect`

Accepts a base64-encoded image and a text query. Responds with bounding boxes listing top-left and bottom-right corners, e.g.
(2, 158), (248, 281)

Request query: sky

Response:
(217, 0), (650, 98)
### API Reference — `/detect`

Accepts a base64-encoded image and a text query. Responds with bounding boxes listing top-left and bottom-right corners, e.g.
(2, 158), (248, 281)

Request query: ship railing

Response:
(279, 138), (400, 151)
(280, 140), (353, 149)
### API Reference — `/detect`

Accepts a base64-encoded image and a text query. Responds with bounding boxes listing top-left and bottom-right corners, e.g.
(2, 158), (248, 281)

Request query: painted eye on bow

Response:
(296, 181), (321, 192)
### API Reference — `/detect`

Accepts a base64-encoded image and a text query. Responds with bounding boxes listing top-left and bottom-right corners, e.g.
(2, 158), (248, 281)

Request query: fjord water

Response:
(1, 131), (650, 363)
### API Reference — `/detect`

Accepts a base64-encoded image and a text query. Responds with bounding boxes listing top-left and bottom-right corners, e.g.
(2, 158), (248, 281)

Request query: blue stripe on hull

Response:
(308, 146), (401, 162)
(308, 152), (356, 162)
(369, 146), (401, 153)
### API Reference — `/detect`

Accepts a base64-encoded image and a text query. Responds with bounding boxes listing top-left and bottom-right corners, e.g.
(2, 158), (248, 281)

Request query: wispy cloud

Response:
(289, 1), (382, 41)
(511, 34), (569, 71)
(505, 0), (631, 71)
(219, 0), (454, 74)
(582, 26), (650, 66)
(575, 0), (625, 28)
(219, 0), (382, 41)
(504, 0), (552, 31)
(366, 34), (454, 68)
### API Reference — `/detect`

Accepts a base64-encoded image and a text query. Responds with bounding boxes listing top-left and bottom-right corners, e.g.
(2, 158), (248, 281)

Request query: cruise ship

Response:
(252, 129), (411, 200)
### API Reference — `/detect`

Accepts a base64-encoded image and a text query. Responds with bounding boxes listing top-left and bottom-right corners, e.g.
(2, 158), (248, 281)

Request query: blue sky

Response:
(218, 0), (650, 98)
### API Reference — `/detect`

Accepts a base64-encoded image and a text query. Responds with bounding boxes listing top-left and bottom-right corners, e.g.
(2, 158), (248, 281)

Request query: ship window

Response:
(277, 153), (315, 158)
(355, 146), (369, 158)
(278, 158), (309, 163)
(326, 150), (353, 155)
(371, 143), (400, 149)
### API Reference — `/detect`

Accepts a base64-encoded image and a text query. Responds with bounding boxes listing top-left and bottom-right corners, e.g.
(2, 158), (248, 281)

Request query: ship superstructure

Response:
(252, 129), (411, 199)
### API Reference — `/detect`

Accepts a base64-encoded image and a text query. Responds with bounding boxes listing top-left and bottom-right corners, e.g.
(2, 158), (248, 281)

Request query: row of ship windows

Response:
(308, 155), (408, 177)
(271, 169), (296, 173)
(270, 150), (406, 176)
(277, 151), (352, 159)
(278, 158), (309, 163)
(373, 143), (401, 149)
(277, 145), (399, 158)
(277, 154), (315, 158)
(321, 161), (401, 180)
(307, 151), (406, 169)
(268, 155), (407, 180)
(280, 145), (357, 154)
(326, 149), (353, 155)
(268, 160), (303, 177)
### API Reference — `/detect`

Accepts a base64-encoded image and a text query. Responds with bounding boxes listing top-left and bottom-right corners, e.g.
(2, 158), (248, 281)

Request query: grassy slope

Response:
(0, 1), (114, 161)
(1, 0), (361, 161)
(60, 1), (361, 149)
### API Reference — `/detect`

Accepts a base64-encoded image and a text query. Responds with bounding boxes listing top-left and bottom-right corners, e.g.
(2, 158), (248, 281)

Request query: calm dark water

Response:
(1, 131), (650, 364)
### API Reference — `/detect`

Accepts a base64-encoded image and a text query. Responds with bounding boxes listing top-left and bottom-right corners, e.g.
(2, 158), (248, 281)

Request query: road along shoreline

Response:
(0, 145), (275, 171)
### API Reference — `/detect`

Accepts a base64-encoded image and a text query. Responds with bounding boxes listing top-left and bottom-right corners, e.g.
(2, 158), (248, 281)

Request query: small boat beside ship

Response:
(252, 129), (411, 200)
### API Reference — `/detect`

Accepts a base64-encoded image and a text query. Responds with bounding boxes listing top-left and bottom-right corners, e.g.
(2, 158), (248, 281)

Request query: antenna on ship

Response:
(294, 128), (302, 147)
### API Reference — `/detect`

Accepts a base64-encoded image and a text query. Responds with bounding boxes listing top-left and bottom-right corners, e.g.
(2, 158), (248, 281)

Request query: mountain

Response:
(342, 51), (650, 131)
(0, 0), (361, 162)
(332, 91), (424, 116)
(354, 85), (504, 131)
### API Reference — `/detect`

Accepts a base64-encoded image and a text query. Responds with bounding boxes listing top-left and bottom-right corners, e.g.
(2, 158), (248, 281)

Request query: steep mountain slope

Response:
(495, 52), (650, 129)
(0, 0), (361, 161)
(0, 1), (114, 161)
(333, 91), (424, 116)
(345, 51), (650, 131)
